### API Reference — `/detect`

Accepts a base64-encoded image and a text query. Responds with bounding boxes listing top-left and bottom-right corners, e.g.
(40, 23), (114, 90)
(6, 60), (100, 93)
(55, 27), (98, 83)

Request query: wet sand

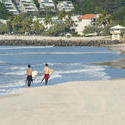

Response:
(93, 43), (125, 68)
(1, 42), (125, 125)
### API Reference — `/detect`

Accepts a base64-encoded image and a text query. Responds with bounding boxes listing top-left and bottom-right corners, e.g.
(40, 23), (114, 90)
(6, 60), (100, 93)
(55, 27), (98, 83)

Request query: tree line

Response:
(0, 12), (76, 36)
(72, 0), (125, 25)
(1, 0), (125, 26)
(0, 0), (125, 36)
(0, 2), (13, 19)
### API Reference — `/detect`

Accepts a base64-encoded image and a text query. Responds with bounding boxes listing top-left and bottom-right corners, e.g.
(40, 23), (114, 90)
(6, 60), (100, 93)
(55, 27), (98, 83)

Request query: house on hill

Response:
(75, 14), (99, 35)
(38, 0), (55, 11)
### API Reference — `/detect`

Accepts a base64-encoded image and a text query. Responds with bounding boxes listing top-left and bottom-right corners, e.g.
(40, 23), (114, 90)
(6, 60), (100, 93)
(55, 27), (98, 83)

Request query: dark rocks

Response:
(0, 39), (124, 46)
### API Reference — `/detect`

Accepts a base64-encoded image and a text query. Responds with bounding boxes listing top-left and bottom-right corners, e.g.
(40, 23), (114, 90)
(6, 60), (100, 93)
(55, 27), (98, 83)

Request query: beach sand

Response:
(0, 79), (125, 125)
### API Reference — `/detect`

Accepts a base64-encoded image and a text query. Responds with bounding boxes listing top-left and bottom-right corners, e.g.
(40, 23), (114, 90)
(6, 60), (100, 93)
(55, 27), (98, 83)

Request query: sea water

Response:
(0, 46), (125, 95)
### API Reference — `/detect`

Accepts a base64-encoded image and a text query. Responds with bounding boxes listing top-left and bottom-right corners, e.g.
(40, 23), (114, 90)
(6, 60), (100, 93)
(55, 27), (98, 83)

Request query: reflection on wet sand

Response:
(94, 58), (125, 69)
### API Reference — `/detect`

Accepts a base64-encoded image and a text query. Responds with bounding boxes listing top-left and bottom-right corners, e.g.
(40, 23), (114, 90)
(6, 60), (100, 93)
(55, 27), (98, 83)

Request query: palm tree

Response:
(97, 11), (112, 27)
(65, 14), (76, 33)
(31, 20), (45, 34)
(44, 14), (53, 25)
(57, 9), (66, 20)
(7, 16), (13, 33)
(12, 15), (23, 34)
(65, 15), (75, 28)
(21, 17), (32, 34)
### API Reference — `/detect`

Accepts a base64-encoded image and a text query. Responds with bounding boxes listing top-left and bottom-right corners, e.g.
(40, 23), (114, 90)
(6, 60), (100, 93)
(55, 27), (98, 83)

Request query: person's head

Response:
(28, 64), (31, 68)
(45, 63), (48, 67)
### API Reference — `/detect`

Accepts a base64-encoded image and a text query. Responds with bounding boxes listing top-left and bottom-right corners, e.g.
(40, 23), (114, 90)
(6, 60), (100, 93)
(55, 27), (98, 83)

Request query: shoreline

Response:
(0, 35), (124, 46)
(93, 43), (125, 68)
(0, 44), (125, 124)
(1, 79), (125, 125)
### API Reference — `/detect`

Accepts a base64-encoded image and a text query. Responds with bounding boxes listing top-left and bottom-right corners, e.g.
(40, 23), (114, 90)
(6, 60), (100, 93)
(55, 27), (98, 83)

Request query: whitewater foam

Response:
(0, 46), (53, 50)
(4, 70), (26, 76)
(0, 60), (7, 64)
(0, 51), (113, 56)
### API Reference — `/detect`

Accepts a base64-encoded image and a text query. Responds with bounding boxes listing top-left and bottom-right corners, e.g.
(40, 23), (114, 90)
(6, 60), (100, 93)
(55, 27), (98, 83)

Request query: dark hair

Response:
(28, 64), (31, 68)
(45, 64), (48, 66)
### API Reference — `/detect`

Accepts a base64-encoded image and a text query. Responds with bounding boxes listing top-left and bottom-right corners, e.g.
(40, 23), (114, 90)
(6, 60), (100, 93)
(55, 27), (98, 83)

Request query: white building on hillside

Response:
(0, 19), (7, 24)
(57, 1), (74, 12)
(75, 14), (99, 35)
(0, 0), (19, 14)
(38, 0), (55, 11)
(1, 0), (38, 14)
(17, 0), (38, 13)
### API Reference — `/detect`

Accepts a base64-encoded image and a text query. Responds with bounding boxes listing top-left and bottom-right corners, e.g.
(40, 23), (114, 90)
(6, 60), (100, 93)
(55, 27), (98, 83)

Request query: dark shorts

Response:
(27, 75), (33, 81)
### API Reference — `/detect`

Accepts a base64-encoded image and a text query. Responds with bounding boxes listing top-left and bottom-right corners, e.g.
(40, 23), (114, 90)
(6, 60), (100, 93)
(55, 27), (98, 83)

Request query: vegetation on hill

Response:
(72, 0), (125, 25)
(71, 0), (125, 14)
(1, 0), (125, 22)
(33, 0), (40, 9)
(52, 0), (125, 25)
(0, 2), (13, 19)
(0, 12), (75, 36)
(0, 0), (125, 35)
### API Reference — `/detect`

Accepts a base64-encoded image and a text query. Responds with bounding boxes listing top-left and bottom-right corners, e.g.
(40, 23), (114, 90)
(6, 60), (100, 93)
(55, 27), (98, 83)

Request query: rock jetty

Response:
(0, 35), (124, 46)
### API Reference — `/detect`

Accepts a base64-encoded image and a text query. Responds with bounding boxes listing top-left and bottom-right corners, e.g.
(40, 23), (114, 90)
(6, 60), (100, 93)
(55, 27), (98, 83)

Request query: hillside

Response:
(0, 2), (12, 19)
(72, 0), (125, 19)
(53, 0), (125, 20)
(0, 0), (125, 23)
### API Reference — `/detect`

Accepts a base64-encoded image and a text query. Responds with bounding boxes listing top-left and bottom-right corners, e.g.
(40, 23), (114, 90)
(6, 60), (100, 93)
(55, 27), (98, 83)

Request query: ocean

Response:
(0, 46), (125, 95)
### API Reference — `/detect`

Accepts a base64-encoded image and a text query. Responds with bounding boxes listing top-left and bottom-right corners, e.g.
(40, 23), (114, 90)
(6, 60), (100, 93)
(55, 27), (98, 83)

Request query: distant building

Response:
(57, 1), (74, 12)
(38, 0), (55, 11)
(110, 25), (125, 40)
(16, 0), (38, 13)
(75, 14), (99, 35)
(0, 19), (7, 24)
(1, 0), (38, 14)
(0, 0), (19, 14)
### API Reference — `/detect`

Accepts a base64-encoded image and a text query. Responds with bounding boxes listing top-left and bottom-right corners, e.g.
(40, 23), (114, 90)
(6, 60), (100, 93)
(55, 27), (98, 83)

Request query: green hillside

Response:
(72, 0), (125, 19)
(53, 0), (125, 20)
(0, 2), (12, 19)
(0, 0), (125, 24)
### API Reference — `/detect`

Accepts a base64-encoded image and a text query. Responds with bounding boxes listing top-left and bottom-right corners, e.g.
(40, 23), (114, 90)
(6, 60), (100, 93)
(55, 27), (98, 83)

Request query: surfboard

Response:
(32, 71), (38, 78)
(49, 69), (54, 75)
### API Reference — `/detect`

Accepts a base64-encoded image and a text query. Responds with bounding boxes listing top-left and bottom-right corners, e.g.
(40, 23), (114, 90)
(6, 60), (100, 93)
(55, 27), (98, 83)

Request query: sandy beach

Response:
(0, 79), (125, 125)
(0, 40), (125, 125)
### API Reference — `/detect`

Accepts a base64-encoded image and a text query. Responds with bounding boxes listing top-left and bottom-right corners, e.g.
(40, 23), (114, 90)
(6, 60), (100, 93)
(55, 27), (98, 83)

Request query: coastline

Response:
(1, 79), (125, 125)
(93, 43), (125, 68)
(0, 37), (125, 124)
(0, 35), (124, 46)
(111, 43), (125, 53)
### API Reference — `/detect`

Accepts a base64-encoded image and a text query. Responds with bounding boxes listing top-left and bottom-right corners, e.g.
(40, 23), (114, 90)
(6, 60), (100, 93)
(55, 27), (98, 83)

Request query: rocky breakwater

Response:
(0, 35), (124, 46)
